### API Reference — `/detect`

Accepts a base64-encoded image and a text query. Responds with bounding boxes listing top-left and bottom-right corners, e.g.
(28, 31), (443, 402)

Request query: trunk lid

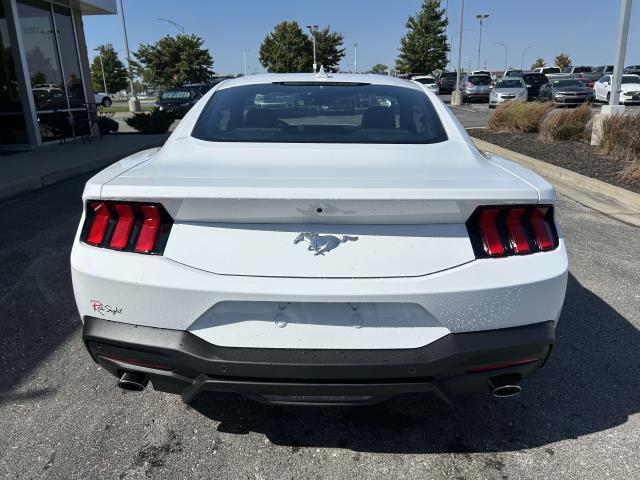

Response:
(102, 138), (539, 278)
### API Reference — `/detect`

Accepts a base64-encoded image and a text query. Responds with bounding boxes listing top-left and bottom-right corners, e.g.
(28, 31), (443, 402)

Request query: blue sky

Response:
(83, 0), (640, 74)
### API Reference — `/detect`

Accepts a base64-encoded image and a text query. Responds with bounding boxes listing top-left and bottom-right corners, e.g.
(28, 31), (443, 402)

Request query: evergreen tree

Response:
(395, 0), (448, 74)
(314, 26), (346, 72)
(531, 57), (546, 69)
(554, 53), (572, 69)
(259, 21), (313, 73)
(368, 64), (389, 74)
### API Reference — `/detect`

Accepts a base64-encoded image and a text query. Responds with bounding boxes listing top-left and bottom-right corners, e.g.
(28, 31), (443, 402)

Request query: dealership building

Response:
(0, 0), (116, 149)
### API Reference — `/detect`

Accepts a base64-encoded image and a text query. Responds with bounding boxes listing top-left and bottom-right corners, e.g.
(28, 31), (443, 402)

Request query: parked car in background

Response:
(460, 74), (493, 102)
(503, 69), (524, 78)
(471, 70), (492, 76)
(522, 72), (549, 100)
(436, 71), (458, 94)
(557, 66), (601, 81)
(94, 92), (112, 107)
(489, 77), (527, 108)
(624, 65), (640, 75)
(575, 78), (595, 90)
(592, 65), (614, 78)
(412, 75), (440, 94)
(155, 85), (207, 118)
(532, 66), (562, 78)
(538, 78), (594, 106)
(594, 74), (640, 104)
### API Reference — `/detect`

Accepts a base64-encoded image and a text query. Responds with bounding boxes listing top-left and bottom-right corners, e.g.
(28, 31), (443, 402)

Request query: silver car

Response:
(489, 77), (528, 108)
(411, 75), (440, 94)
(460, 74), (493, 102)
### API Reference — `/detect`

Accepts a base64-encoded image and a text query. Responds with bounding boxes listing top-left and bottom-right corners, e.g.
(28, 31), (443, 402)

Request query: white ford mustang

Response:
(71, 73), (568, 405)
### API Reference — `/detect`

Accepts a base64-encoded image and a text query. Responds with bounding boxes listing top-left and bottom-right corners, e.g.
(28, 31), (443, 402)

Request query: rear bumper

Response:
(83, 317), (555, 405)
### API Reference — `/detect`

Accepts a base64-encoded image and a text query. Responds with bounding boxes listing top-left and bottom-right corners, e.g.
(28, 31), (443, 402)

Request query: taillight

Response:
(466, 81), (473, 87)
(466, 205), (558, 258)
(81, 201), (172, 255)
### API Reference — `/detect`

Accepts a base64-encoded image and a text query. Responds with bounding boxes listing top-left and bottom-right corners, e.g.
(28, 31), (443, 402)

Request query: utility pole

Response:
(354, 42), (358, 74)
(476, 14), (489, 71)
(451, 0), (465, 105)
(95, 48), (108, 94)
(306, 24), (318, 72)
(119, 0), (140, 112)
(242, 49), (249, 76)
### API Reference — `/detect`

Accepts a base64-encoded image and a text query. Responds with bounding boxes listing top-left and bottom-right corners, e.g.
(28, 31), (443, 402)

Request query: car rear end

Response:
(437, 72), (457, 93)
(72, 75), (567, 405)
(522, 73), (549, 100)
(462, 75), (493, 102)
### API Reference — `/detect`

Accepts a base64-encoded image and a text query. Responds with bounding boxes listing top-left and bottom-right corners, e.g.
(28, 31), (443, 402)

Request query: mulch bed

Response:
(469, 129), (639, 194)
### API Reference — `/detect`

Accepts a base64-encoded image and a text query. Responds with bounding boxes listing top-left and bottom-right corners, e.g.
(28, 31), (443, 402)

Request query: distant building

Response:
(0, 0), (117, 149)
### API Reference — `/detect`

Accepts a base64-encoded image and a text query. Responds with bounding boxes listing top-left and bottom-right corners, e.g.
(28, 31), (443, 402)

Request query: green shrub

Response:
(488, 101), (554, 133)
(539, 104), (591, 142)
(599, 112), (640, 184)
(125, 110), (175, 134)
(96, 116), (119, 135)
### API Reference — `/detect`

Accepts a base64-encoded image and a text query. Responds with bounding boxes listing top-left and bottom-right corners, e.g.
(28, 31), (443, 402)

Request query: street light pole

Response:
(157, 18), (185, 34)
(306, 24), (318, 72)
(119, 0), (140, 112)
(609, 0), (632, 109)
(354, 42), (358, 74)
(95, 48), (108, 94)
(521, 45), (532, 71)
(451, 0), (465, 105)
(494, 42), (508, 75)
(476, 14), (489, 71)
(242, 49), (249, 76)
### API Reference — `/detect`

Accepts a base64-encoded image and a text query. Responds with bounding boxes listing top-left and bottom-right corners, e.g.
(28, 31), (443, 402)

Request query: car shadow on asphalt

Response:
(190, 273), (640, 453)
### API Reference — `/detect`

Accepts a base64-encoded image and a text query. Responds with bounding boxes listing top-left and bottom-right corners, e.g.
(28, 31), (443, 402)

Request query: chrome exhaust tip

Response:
(488, 374), (522, 398)
(117, 372), (148, 392)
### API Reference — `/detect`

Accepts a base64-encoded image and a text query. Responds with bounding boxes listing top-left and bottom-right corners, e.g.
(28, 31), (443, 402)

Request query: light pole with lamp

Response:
(354, 42), (358, 74)
(119, 0), (140, 112)
(242, 49), (250, 76)
(494, 42), (508, 76)
(94, 47), (108, 94)
(521, 45), (532, 71)
(157, 18), (185, 34)
(475, 14), (489, 71)
(451, 0), (465, 106)
(306, 24), (319, 72)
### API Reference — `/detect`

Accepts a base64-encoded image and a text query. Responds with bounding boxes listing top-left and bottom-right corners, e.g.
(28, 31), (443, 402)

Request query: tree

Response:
(314, 26), (345, 72)
(90, 44), (128, 93)
(368, 64), (389, 74)
(531, 57), (546, 69)
(554, 53), (572, 69)
(259, 21), (313, 73)
(133, 34), (214, 87)
(395, 0), (448, 74)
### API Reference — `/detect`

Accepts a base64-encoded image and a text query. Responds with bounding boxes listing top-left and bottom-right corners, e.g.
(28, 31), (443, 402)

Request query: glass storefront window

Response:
(0, 1), (29, 145)
(53, 4), (85, 109)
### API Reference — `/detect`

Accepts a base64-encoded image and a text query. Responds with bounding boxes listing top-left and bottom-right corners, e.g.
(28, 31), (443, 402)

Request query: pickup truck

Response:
(556, 66), (604, 81)
(531, 66), (565, 79)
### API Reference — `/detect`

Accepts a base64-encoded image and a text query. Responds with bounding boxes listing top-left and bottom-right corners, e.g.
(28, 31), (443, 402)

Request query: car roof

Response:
(215, 73), (423, 91)
(497, 76), (524, 81)
(411, 75), (435, 80)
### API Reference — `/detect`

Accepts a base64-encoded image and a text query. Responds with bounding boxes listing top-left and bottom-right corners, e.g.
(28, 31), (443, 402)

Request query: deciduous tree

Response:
(259, 21), (312, 73)
(133, 34), (214, 87)
(368, 64), (389, 74)
(531, 57), (546, 69)
(90, 44), (128, 93)
(395, 0), (448, 74)
(554, 53), (572, 69)
(314, 26), (346, 72)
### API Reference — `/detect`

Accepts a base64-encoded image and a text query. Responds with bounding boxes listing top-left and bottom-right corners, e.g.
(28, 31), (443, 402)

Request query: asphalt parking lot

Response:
(440, 94), (640, 129)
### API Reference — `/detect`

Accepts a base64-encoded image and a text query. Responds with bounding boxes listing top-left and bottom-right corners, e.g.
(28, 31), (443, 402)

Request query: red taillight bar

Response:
(465, 357), (540, 373)
(466, 205), (558, 258)
(81, 201), (172, 255)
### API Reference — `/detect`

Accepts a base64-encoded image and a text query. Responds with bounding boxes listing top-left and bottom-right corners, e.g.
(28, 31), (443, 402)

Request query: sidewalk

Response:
(0, 134), (168, 201)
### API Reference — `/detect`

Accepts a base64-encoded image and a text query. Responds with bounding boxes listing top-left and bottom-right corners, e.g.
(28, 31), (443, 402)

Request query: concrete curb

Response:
(472, 137), (640, 227)
(0, 140), (165, 202)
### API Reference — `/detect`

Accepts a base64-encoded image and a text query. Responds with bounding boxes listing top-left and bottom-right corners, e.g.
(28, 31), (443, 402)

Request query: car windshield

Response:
(495, 79), (524, 88)
(160, 89), (192, 100)
(468, 76), (492, 85)
(622, 76), (640, 84)
(414, 77), (435, 84)
(192, 83), (448, 144)
(442, 72), (457, 78)
(552, 79), (581, 87)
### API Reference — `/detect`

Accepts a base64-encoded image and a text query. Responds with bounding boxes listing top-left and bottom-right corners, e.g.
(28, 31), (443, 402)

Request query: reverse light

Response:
(81, 201), (172, 255)
(466, 205), (559, 258)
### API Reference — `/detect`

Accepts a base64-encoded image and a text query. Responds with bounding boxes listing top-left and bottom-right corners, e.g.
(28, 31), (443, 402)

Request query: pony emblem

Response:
(293, 233), (359, 256)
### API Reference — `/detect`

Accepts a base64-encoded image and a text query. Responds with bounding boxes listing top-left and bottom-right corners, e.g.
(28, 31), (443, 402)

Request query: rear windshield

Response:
(414, 77), (435, 84)
(192, 83), (448, 144)
(160, 89), (192, 100)
(622, 75), (640, 84)
(552, 79), (581, 87)
(468, 76), (492, 85)
(495, 79), (524, 88)
(522, 74), (548, 85)
(441, 72), (457, 78)
(542, 67), (560, 74)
